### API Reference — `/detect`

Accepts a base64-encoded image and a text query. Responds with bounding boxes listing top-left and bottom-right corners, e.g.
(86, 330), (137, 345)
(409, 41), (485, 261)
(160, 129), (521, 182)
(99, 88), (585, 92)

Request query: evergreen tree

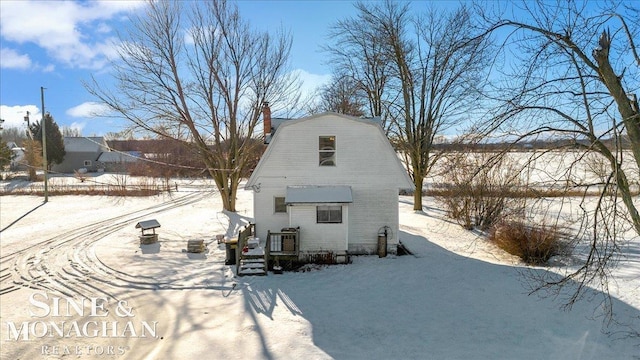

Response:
(0, 135), (14, 170)
(30, 113), (66, 169)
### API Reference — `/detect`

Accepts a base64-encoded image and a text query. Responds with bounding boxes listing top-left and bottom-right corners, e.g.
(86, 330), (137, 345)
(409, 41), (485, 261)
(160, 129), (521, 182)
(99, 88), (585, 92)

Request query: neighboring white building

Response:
(52, 137), (110, 173)
(245, 109), (413, 263)
(6, 142), (26, 171)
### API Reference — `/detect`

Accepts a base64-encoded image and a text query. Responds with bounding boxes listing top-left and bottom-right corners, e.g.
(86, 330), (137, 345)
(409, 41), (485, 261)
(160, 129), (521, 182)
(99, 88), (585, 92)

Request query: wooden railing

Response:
(235, 223), (255, 274)
(265, 228), (299, 260)
(235, 224), (299, 274)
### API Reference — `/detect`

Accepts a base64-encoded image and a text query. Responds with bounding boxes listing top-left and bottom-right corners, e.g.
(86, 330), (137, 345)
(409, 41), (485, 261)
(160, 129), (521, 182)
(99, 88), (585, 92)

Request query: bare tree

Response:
(62, 127), (82, 137)
(23, 138), (42, 181)
(312, 75), (366, 116)
(436, 151), (525, 231)
(324, 3), (394, 123)
(338, 1), (491, 211)
(0, 127), (27, 146)
(87, 0), (298, 211)
(477, 0), (640, 319)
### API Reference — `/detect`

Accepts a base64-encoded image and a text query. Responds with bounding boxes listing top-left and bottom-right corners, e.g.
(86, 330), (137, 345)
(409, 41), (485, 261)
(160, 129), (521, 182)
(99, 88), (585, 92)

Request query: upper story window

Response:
(319, 136), (336, 166)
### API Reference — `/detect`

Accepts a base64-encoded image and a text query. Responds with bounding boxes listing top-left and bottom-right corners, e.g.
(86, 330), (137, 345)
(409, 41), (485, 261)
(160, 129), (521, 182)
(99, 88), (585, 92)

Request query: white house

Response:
(6, 142), (26, 171)
(245, 107), (413, 264)
(52, 137), (110, 173)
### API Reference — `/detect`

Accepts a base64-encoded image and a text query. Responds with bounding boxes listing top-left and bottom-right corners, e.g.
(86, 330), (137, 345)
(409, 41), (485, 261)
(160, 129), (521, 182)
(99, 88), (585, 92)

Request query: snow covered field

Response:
(1, 175), (639, 359)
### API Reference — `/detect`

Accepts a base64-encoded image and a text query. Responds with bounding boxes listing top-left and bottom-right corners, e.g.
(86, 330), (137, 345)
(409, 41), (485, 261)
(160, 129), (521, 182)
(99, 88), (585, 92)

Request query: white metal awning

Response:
(285, 185), (353, 204)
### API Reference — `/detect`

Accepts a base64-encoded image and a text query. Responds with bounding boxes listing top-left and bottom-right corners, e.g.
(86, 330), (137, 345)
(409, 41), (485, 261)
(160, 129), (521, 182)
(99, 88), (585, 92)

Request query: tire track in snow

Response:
(0, 191), (212, 297)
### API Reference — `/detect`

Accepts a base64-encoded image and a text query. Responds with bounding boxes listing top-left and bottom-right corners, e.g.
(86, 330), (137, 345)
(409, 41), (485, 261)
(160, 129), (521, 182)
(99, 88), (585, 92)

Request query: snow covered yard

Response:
(1, 176), (639, 359)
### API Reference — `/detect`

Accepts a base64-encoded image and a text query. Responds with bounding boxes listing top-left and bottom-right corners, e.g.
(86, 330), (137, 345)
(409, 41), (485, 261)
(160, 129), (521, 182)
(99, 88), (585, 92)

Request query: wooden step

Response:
(238, 268), (267, 276)
(237, 258), (267, 276)
(241, 263), (265, 270)
(241, 253), (265, 259)
(242, 259), (265, 264)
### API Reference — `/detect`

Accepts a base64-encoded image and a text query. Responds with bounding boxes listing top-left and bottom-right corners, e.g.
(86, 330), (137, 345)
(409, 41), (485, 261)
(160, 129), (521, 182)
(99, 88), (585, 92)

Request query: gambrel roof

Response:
(246, 112), (413, 190)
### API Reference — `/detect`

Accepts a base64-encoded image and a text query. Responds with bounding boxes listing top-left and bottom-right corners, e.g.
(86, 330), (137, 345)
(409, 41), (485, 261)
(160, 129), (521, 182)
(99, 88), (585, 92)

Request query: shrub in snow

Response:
(489, 220), (567, 265)
(435, 153), (525, 230)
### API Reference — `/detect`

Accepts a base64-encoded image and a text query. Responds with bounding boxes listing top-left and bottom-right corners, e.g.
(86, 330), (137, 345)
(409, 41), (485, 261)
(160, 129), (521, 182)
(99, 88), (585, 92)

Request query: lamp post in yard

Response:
(41, 87), (48, 203)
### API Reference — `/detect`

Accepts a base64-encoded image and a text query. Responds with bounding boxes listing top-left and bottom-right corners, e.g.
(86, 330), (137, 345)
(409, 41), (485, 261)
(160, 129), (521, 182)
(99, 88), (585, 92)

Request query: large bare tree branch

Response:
(86, 0), (298, 211)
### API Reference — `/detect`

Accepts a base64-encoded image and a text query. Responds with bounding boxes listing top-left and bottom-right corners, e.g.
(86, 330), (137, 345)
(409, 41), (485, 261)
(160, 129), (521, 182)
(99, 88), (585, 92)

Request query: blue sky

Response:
(1, 1), (629, 138)
(0, 0), (369, 136)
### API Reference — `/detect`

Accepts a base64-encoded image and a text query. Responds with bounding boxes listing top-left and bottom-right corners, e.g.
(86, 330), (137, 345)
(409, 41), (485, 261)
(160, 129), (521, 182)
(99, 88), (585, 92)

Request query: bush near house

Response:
(489, 220), (567, 265)
(435, 153), (525, 230)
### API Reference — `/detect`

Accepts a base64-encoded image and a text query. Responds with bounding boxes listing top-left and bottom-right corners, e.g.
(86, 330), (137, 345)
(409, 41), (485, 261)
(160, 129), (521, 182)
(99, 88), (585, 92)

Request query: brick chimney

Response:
(262, 102), (272, 136)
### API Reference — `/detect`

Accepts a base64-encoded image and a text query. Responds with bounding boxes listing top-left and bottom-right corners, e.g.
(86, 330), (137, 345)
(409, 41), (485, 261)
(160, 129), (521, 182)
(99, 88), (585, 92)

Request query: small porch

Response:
(235, 224), (300, 276)
(266, 227), (300, 272)
(267, 227), (300, 256)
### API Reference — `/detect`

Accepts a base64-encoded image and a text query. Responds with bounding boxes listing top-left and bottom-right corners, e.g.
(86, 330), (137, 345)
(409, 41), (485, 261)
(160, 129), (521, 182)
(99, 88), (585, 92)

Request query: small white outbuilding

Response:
(245, 109), (413, 263)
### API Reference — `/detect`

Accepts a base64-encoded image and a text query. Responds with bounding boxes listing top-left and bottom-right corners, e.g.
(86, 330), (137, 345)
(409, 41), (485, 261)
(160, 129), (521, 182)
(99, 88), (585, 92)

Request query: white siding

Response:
(247, 113), (413, 255)
(348, 188), (399, 254)
(289, 205), (348, 253)
(252, 187), (289, 241)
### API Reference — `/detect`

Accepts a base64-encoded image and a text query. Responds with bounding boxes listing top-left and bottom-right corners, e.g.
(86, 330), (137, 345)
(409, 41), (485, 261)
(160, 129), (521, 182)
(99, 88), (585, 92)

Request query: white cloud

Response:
(66, 102), (110, 118)
(292, 69), (331, 98)
(289, 69), (331, 111)
(42, 64), (56, 73)
(0, 105), (41, 130)
(0, 47), (56, 72)
(0, 48), (32, 69)
(96, 23), (113, 34)
(0, 0), (145, 70)
(67, 121), (86, 133)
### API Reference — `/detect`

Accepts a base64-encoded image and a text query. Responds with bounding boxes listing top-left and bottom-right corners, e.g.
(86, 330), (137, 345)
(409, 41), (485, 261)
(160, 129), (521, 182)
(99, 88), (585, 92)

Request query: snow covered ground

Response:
(0, 174), (639, 359)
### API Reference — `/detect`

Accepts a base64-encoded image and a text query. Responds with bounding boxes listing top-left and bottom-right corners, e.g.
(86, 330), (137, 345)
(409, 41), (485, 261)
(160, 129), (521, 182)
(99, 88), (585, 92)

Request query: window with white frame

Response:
(274, 197), (287, 213)
(319, 136), (336, 166)
(84, 160), (92, 167)
(317, 205), (342, 223)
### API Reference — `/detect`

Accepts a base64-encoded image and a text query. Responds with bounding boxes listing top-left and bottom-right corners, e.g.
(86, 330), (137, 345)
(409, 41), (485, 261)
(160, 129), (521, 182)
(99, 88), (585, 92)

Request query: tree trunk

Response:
(413, 175), (424, 211)
(593, 30), (640, 236)
(593, 31), (640, 173)
(219, 183), (236, 212)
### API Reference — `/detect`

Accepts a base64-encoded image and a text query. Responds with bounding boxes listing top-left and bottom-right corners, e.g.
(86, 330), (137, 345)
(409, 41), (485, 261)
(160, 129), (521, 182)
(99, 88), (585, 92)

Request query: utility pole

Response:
(24, 111), (33, 139)
(41, 87), (48, 203)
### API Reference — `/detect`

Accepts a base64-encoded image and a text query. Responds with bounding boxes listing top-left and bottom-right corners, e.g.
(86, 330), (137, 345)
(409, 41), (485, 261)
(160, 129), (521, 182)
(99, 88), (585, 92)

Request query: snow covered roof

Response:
(135, 219), (160, 230)
(285, 185), (353, 204)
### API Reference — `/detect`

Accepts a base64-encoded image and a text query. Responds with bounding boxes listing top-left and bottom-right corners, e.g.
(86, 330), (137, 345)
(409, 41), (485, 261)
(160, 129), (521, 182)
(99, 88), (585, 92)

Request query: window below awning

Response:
(285, 185), (353, 204)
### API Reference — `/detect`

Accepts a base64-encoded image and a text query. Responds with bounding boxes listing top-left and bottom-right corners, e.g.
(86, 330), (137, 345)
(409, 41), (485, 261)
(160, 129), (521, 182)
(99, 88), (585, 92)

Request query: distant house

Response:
(245, 106), (413, 266)
(6, 142), (26, 171)
(107, 139), (206, 177)
(52, 137), (110, 173)
(97, 151), (141, 172)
